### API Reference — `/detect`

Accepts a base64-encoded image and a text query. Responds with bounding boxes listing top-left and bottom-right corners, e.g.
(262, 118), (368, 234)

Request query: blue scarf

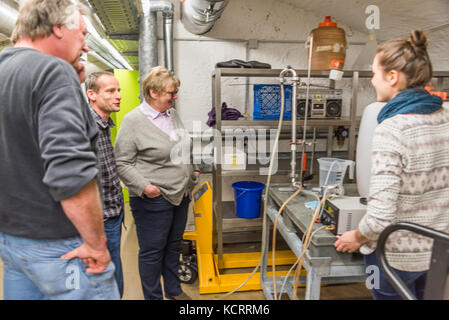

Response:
(377, 88), (443, 124)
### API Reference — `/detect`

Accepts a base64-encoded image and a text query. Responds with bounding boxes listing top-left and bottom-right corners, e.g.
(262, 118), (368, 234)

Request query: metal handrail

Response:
(376, 222), (449, 300)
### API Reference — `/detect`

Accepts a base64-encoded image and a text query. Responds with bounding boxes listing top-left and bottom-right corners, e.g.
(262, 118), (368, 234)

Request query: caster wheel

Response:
(178, 263), (198, 284)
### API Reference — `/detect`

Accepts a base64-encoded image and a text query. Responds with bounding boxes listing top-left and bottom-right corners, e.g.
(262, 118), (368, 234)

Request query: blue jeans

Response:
(364, 251), (427, 300)
(0, 232), (120, 300)
(104, 209), (124, 298)
(130, 195), (190, 300)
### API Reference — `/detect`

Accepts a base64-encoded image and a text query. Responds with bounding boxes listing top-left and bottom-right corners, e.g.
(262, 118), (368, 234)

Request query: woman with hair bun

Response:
(334, 30), (449, 299)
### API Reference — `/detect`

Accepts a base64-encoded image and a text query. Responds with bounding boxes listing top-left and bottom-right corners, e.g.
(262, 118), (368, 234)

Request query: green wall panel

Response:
(111, 69), (141, 203)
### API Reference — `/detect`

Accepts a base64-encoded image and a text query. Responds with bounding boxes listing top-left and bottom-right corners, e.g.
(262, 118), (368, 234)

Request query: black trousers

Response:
(130, 195), (190, 300)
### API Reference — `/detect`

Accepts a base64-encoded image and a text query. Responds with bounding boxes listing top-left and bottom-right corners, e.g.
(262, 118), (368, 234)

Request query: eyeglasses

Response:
(163, 90), (178, 97)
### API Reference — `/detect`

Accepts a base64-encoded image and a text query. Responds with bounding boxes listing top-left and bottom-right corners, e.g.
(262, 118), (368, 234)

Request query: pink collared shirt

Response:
(139, 101), (176, 139)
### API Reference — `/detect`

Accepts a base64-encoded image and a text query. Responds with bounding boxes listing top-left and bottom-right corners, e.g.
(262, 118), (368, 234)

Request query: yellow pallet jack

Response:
(182, 181), (298, 294)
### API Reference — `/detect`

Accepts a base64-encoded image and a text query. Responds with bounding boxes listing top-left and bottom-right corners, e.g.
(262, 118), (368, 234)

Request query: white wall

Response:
(151, 0), (448, 202)
(152, 0), (448, 132)
(154, 0), (376, 132)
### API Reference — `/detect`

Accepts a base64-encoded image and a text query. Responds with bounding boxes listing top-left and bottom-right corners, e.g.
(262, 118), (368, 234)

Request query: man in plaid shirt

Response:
(86, 72), (124, 297)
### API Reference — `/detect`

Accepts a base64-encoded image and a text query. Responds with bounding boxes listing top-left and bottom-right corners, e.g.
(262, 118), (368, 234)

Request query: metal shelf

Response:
(221, 201), (263, 232)
(211, 68), (371, 268)
(213, 68), (373, 78)
(213, 68), (449, 79)
(220, 119), (355, 127)
(220, 169), (290, 177)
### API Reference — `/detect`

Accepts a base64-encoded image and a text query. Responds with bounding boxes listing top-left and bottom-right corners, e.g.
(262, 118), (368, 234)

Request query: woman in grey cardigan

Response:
(114, 66), (199, 300)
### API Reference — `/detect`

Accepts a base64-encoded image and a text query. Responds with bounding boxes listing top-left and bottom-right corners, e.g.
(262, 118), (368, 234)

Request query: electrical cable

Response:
(277, 224), (326, 300)
(220, 75), (286, 299)
(222, 37), (316, 299)
(318, 188), (329, 221)
(271, 185), (302, 300)
(299, 35), (313, 184)
(291, 194), (332, 300)
(272, 36), (315, 299)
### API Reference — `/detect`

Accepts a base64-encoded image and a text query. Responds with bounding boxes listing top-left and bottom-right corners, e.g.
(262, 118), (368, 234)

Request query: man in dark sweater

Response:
(0, 0), (119, 299)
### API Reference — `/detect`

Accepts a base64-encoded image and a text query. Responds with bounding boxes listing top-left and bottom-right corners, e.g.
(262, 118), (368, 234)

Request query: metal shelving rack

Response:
(210, 67), (449, 268)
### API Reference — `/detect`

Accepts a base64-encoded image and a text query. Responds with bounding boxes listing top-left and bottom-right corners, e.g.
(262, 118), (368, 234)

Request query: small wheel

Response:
(178, 263), (198, 284)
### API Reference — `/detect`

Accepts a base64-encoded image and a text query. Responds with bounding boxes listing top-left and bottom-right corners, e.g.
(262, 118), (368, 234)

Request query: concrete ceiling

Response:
(281, 0), (449, 40)
(1, 0), (448, 71)
(87, 0), (448, 70)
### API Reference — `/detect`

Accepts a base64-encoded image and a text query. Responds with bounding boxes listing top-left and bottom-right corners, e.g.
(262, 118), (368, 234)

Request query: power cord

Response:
(220, 76), (286, 299)
(271, 185), (302, 299)
(292, 194), (332, 300)
(278, 224), (327, 300)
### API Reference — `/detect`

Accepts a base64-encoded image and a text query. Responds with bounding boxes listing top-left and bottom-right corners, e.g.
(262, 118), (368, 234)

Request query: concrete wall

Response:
(148, 0), (448, 202)
(151, 0), (448, 133)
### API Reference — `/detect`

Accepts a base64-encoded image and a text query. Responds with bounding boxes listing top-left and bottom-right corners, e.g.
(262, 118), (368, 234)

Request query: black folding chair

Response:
(376, 222), (449, 300)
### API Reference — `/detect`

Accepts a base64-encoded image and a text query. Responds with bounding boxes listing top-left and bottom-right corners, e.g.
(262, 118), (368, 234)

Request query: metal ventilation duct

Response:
(0, 0), (18, 36)
(181, 0), (230, 35)
(137, 0), (174, 89)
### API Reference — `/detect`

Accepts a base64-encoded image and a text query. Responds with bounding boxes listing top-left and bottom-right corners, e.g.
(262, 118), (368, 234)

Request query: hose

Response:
(278, 224), (326, 299)
(220, 77), (286, 298)
(271, 185), (302, 299)
(292, 193), (332, 300)
(221, 45), (314, 298)
(272, 37), (315, 299)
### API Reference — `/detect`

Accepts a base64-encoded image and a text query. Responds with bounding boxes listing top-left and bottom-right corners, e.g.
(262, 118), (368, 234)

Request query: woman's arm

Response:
(335, 123), (404, 252)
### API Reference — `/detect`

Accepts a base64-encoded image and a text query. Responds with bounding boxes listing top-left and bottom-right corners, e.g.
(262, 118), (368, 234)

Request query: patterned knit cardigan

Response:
(359, 108), (449, 272)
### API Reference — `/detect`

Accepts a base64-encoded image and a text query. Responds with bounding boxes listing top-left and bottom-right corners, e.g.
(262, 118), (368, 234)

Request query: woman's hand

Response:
(143, 184), (161, 198)
(334, 229), (368, 253)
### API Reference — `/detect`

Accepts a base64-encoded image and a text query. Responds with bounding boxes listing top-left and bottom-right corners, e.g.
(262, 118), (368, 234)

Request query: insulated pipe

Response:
(150, 0), (174, 72)
(138, 11), (158, 85)
(138, 0), (157, 90)
(0, 0), (17, 37)
(138, 1), (174, 98)
(181, 0), (229, 35)
(162, 10), (174, 73)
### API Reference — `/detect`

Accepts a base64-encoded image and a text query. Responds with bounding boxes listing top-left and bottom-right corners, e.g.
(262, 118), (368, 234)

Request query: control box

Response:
(322, 197), (367, 235)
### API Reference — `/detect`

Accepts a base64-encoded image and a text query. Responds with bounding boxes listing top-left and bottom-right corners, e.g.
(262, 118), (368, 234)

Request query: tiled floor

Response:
(0, 205), (372, 300)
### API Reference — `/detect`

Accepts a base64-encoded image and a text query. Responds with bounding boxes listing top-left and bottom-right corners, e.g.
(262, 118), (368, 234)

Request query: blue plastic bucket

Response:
(232, 181), (265, 219)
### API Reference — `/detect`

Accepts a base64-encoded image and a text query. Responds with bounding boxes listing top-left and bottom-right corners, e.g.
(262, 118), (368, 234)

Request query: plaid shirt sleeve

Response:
(90, 108), (124, 219)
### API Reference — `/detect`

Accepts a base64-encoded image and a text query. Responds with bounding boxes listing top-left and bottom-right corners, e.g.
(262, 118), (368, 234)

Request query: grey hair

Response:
(85, 71), (114, 93)
(11, 0), (90, 43)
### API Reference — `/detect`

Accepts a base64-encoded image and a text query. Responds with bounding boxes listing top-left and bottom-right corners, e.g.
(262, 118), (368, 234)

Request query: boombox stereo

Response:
(296, 89), (343, 119)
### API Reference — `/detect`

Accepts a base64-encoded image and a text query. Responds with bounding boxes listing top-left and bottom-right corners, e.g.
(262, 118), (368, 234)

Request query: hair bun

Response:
(408, 30), (427, 51)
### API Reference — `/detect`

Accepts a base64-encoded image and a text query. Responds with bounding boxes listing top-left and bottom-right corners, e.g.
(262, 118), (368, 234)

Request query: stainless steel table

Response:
(261, 184), (366, 300)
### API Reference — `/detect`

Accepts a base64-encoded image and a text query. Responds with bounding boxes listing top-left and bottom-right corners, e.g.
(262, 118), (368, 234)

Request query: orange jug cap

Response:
(319, 16), (337, 27)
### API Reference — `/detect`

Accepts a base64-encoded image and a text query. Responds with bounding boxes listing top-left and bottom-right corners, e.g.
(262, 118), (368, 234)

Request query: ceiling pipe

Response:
(0, 0), (18, 37)
(137, 0), (174, 99)
(162, 6), (174, 73)
(137, 0), (157, 86)
(181, 0), (230, 35)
